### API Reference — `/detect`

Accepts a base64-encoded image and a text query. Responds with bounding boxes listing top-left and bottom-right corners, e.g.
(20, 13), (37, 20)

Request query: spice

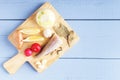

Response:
(53, 24), (75, 47)
(53, 24), (69, 40)
(67, 30), (74, 47)
(56, 47), (62, 55)
(50, 47), (62, 55)
(35, 59), (47, 69)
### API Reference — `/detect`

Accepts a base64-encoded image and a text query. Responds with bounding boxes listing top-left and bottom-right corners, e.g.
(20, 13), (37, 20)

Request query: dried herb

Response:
(56, 47), (62, 55)
(53, 24), (69, 40)
(67, 30), (74, 47)
(50, 47), (62, 55)
(53, 23), (75, 47)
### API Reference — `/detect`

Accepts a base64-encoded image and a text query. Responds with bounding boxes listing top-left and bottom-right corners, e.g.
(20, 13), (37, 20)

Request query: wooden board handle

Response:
(3, 53), (27, 74)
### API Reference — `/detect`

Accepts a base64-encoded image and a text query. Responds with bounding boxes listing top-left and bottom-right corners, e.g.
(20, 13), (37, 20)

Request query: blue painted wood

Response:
(1, 58), (120, 80)
(0, 21), (23, 36)
(0, 0), (120, 80)
(0, 0), (53, 3)
(1, 21), (120, 58)
(0, 0), (120, 19)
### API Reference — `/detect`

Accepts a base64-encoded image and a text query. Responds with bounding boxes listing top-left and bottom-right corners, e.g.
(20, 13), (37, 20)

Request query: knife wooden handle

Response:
(3, 53), (27, 74)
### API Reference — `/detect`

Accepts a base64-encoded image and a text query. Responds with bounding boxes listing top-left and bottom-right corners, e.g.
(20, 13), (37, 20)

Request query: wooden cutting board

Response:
(3, 2), (79, 74)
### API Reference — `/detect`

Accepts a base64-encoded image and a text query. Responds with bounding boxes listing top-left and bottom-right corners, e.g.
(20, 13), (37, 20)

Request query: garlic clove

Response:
(35, 61), (41, 65)
(38, 65), (44, 69)
(41, 59), (47, 65)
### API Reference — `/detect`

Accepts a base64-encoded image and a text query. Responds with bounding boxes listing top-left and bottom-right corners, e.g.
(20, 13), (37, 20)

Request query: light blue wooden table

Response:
(1, 0), (120, 80)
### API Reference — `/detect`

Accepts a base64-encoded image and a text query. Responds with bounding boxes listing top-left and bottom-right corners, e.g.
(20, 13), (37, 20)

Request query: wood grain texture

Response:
(1, 58), (120, 80)
(3, 54), (27, 74)
(0, 0), (120, 80)
(3, 2), (79, 74)
(1, 21), (120, 58)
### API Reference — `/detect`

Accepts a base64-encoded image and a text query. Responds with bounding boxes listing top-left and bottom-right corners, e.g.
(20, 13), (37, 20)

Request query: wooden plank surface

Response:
(0, 0), (120, 80)
(1, 58), (120, 80)
(0, 0), (120, 19)
(1, 21), (120, 58)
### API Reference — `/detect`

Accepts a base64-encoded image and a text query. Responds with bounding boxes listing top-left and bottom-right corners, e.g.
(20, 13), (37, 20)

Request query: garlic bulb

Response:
(43, 29), (52, 38)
